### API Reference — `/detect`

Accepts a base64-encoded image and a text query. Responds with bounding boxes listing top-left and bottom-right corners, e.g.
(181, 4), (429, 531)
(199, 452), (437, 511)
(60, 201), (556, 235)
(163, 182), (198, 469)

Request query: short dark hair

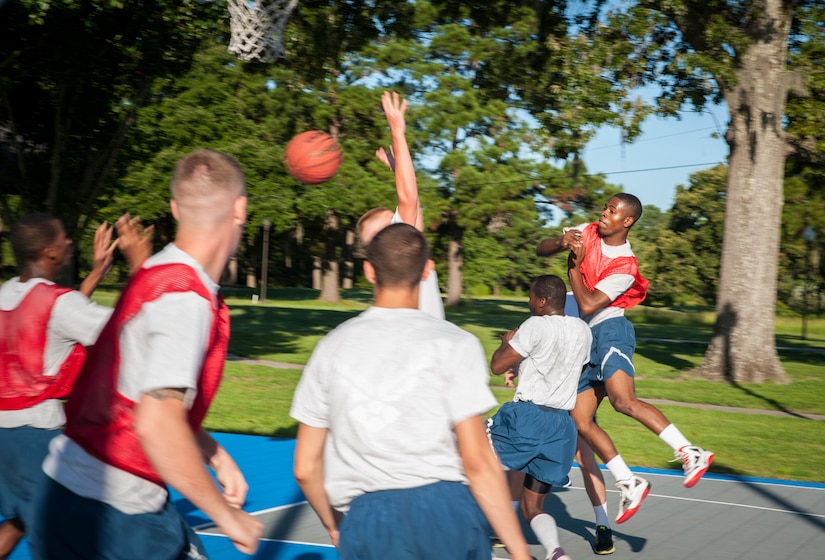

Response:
(531, 275), (566, 310)
(366, 223), (429, 288)
(10, 213), (63, 269)
(616, 193), (643, 223)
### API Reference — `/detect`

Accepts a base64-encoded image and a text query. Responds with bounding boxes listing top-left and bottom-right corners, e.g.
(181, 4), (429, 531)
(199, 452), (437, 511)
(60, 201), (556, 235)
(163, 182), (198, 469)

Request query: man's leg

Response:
(520, 478), (569, 560)
(571, 387), (650, 524)
(576, 437), (614, 555)
(0, 518), (24, 560)
(605, 369), (714, 487)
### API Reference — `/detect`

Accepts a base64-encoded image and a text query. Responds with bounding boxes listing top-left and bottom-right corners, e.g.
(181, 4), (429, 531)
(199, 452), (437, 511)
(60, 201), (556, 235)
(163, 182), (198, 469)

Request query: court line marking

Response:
(564, 484), (825, 519)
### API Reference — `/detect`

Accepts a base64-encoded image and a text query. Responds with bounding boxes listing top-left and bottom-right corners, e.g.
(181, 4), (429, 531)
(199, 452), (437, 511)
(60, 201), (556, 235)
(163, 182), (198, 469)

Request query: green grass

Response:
(92, 286), (825, 483)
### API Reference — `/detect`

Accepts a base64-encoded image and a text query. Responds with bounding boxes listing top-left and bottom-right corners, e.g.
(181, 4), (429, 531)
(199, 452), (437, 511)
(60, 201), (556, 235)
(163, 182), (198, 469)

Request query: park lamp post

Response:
(802, 225), (816, 340)
(261, 219), (271, 304)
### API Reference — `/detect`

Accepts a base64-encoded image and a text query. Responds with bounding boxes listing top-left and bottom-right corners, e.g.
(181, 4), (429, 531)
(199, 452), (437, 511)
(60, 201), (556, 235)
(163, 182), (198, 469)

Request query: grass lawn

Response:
(96, 286), (825, 483)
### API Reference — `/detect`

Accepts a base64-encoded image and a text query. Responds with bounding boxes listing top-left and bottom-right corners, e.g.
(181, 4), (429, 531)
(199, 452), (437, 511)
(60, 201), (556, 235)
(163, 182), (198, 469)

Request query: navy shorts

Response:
(28, 475), (208, 560)
(339, 481), (491, 560)
(0, 427), (58, 526)
(487, 400), (577, 487)
(578, 316), (637, 394)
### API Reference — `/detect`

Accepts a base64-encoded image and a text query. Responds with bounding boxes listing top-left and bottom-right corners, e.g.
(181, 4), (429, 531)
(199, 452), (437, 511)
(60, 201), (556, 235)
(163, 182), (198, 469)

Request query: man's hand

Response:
(217, 507), (263, 555)
(91, 221), (118, 277)
(568, 241), (586, 271)
(381, 90), (407, 135)
(116, 213), (154, 274)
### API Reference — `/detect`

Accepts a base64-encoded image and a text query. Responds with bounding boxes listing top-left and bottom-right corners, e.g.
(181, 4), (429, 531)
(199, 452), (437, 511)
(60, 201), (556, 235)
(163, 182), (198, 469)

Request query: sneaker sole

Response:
(615, 481), (651, 524)
(594, 545), (616, 555)
(684, 453), (714, 488)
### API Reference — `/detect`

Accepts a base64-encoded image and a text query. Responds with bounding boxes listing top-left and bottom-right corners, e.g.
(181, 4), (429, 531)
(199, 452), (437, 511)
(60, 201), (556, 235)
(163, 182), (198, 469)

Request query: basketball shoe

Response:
(548, 547), (571, 560)
(594, 525), (616, 555)
(615, 475), (650, 523)
(675, 445), (714, 488)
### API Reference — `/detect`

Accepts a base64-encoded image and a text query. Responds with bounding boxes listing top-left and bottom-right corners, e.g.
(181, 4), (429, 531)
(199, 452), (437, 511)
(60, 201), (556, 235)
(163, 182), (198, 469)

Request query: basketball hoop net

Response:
(227, 0), (299, 62)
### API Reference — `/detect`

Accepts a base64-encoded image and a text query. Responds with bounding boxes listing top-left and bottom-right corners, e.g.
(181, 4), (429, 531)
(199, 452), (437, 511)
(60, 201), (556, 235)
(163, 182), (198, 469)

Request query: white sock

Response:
(658, 424), (691, 452)
(594, 503), (610, 528)
(530, 513), (560, 554)
(606, 455), (633, 483)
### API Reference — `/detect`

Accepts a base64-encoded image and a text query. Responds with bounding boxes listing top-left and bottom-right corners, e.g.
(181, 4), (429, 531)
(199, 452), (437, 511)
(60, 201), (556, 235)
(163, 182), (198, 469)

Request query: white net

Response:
(227, 0), (299, 62)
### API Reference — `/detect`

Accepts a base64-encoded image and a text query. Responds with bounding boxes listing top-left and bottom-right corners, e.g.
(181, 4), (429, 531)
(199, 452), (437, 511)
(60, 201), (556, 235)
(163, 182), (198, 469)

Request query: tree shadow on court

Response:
(544, 489), (648, 554)
(703, 461), (825, 534)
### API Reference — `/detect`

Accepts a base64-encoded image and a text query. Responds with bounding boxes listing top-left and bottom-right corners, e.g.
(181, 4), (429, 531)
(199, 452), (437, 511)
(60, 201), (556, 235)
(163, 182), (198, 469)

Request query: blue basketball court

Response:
(7, 431), (825, 559)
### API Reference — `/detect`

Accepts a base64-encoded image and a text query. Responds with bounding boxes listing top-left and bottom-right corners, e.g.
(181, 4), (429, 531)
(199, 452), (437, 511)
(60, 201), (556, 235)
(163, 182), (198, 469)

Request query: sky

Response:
(579, 103), (730, 212)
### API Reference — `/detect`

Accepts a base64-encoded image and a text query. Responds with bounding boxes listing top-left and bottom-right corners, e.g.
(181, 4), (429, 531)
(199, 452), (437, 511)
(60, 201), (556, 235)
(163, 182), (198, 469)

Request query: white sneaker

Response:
(675, 445), (714, 487)
(548, 547), (572, 560)
(615, 475), (650, 523)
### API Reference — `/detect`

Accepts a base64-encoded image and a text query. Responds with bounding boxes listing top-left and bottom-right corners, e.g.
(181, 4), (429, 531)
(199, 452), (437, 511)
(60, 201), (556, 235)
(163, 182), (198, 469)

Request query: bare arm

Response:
(567, 243), (612, 316)
(455, 415), (531, 560)
(78, 222), (117, 297)
(378, 91), (422, 230)
(536, 228), (582, 257)
(195, 429), (248, 509)
(293, 423), (340, 548)
(135, 389), (262, 554)
(489, 329), (523, 374)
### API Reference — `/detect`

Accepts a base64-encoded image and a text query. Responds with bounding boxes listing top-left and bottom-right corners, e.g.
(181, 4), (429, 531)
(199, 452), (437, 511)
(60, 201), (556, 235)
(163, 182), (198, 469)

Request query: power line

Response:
(585, 126), (721, 152)
(599, 161), (724, 175)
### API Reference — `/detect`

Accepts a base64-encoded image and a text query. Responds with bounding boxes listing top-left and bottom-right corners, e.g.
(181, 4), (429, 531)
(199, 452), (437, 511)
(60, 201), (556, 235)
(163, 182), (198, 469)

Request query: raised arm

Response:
(116, 213), (155, 274)
(78, 222), (117, 297)
(536, 228), (582, 257)
(377, 91), (422, 230)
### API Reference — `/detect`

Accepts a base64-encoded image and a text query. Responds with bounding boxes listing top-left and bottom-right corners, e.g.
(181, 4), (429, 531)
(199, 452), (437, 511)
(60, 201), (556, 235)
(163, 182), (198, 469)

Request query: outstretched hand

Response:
(116, 213), (154, 274)
(91, 221), (118, 277)
(381, 90), (407, 135)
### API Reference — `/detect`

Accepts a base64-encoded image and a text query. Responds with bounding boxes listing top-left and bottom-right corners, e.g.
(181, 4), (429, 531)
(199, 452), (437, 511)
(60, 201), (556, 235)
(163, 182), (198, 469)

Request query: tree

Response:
(590, 0), (825, 383)
(0, 0), (223, 238)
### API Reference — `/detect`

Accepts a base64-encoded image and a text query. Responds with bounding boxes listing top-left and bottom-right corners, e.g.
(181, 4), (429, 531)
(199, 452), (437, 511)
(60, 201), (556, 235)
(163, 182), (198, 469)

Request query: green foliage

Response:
(0, 0), (224, 232)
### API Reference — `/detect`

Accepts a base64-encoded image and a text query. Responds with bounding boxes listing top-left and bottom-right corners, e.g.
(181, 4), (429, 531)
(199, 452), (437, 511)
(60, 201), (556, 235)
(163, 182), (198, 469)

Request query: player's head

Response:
(599, 193), (642, 238)
(10, 213), (71, 272)
(356, 207), (394, 246)
(170, 149), (247, 250)
(528, 275), (566, 316)
(365, 223), (429, 289)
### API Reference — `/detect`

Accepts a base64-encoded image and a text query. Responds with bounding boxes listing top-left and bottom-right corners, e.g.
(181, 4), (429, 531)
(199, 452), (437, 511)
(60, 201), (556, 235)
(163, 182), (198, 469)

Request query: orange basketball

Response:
(284, 130), (342, 184)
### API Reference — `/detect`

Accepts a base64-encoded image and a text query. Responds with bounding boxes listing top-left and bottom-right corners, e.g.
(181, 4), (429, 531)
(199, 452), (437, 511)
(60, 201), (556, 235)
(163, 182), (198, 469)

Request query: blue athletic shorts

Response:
(487, 400), (577, 487)
(0, 427), (58, 526)
(28, 475), (207, 560)
(338, 481), (491, 560)
(578, 316), (636, 394)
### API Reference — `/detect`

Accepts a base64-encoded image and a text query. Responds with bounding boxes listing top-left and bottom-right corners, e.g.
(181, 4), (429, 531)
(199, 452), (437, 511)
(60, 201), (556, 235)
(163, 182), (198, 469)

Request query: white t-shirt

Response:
(508, 314), (591, 410)
(0, 277), (111, 429)
(290, 306), (496, 512)
(391, 210), (445, 320)
(566, 223), (636, 327)
(44, 244), (218, 514)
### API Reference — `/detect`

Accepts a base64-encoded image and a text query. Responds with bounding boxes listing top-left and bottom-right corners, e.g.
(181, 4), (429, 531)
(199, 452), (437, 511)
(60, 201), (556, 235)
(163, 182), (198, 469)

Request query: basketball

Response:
(284, 130), (342, 184)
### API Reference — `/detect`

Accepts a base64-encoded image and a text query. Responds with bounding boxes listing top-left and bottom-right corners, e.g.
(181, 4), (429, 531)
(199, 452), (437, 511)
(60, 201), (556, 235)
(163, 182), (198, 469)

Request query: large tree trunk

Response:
(694, 0), (792, 384)
(319, 209), (340, 303)
(445, 235), (464, 307)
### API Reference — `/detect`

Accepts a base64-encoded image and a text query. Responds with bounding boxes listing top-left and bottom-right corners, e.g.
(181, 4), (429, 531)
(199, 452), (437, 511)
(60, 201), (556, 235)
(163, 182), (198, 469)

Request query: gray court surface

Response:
(198, 465), (825, 560)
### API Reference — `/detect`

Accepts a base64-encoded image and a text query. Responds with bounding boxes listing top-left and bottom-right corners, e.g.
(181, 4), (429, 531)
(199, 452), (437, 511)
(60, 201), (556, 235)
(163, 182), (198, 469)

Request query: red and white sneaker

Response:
(676, 445), (714, 488)
(615, 475), (650, 523)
